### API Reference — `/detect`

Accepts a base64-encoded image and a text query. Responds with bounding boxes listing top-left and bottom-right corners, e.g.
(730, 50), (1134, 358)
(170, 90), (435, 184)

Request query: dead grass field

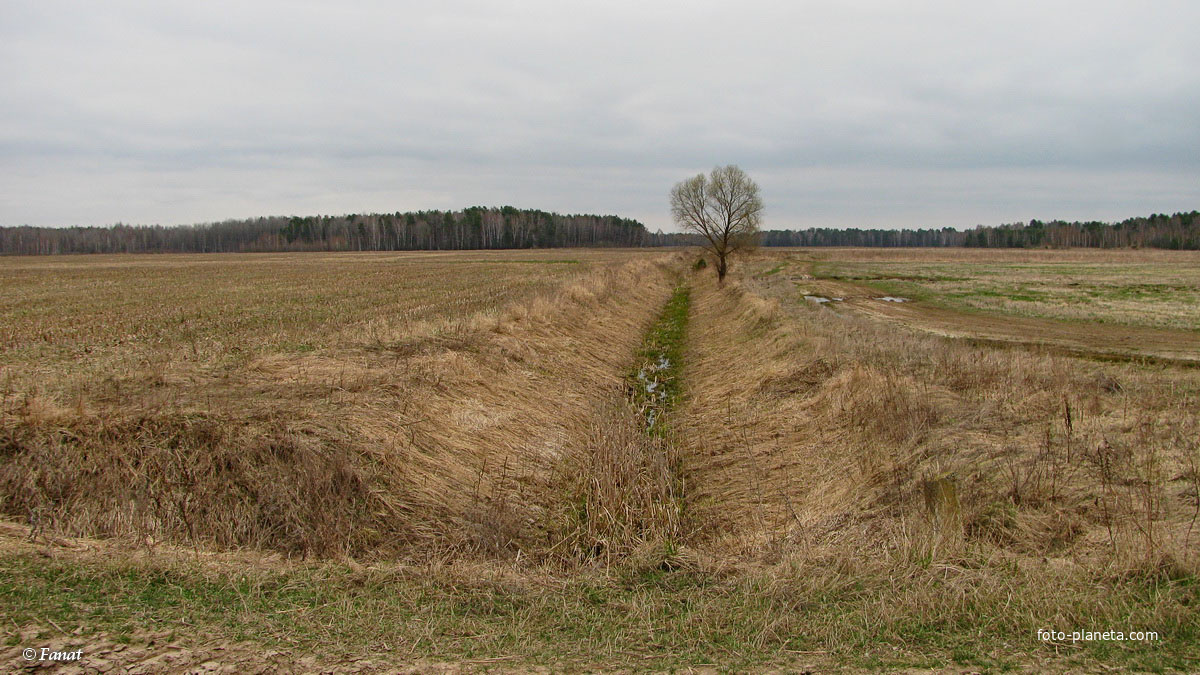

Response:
(694, 250), (1200, 567)
(0, 250), (640, 392)
(754, 247), (1200, 363)
(0, 249), (680, 555)
(790, 247), (1200, 332)
(2, 246), (1198, 672)
(675, 248), (1200, 669)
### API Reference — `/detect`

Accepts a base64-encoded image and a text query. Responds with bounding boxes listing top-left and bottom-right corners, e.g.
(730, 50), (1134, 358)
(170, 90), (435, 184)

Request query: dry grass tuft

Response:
(2, 248), (1198, 670)
(0, 251), (685, 560)
(2, 409), (375, 556)
(548, 411), (684, 565)
(679, 259), (1200, 578)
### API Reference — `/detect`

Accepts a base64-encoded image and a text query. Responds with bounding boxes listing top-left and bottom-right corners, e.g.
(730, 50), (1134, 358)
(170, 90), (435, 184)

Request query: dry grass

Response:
(789, 246), (1200, 265)
(2, 246), (1197, 670)
(0, 249), (682, 559)
(681, 250), (1200, 577)
(660, 250), (1200, 667)
(0, 250), (644, 392)
(548, 410), (686, 566)
(548, 284), (693, 566)
(786, 247), (1200, 330)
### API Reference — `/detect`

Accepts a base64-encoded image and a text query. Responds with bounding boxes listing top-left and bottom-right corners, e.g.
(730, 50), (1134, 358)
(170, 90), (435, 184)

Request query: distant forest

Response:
(0, 207), (649, 255)
(757, 210), (1200, 250)
(648, 210), (1199, 250)
(2, 208), (1197, 255)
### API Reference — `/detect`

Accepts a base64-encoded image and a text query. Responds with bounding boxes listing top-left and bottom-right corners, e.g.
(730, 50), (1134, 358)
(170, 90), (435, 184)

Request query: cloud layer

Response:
(3, 1), (1198, 230)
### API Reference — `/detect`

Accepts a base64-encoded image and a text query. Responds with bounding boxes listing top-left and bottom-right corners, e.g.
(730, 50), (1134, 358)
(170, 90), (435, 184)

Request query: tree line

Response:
(958, 211), (1199, 249)
(0, 206), (649, 255)
(3, 208), (1196, 255)
(650, 210), (1200, 250)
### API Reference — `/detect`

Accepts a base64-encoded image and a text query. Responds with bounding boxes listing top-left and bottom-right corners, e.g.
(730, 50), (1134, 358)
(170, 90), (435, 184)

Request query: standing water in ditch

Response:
(631, 284), (690, 432)
(555, 283), (692, 562)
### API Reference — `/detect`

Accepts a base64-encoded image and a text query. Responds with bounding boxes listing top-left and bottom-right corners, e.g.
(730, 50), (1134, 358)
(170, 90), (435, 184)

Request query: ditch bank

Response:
(0, 254), (689, 561)
(549, 283), (694, 564)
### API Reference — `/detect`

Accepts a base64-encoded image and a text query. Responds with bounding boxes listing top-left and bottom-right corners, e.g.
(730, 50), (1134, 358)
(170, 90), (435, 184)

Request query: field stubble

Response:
(712, 249), (1200, 572)
(797, 246), (1200, 331)
(672, 248), (1199, 669)
(1, 247), (1198, 671)
(0, 249), (679, 558)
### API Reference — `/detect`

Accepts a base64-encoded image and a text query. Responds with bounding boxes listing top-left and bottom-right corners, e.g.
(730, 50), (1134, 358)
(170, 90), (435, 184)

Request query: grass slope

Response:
(2, 248), (1198, 672)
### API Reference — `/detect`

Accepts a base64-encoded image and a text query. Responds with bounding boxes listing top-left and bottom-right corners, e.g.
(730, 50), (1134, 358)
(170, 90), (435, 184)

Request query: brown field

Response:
(796, 246), (1200, 331)
(759, 247), (1200, 363)
(0, 250), (642, 389)
(2, 247), (1198, 672)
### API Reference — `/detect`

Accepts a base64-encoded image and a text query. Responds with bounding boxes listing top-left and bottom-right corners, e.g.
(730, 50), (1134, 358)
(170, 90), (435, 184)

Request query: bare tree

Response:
(669, 165), (763, 283)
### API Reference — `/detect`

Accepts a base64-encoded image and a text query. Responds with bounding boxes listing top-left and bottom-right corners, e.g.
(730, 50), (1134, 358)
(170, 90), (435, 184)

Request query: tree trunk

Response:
(717, 254), (727, 284)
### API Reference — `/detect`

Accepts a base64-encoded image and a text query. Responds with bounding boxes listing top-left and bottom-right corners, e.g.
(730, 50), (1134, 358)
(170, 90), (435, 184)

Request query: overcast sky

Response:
(2, 1), (1198, 231)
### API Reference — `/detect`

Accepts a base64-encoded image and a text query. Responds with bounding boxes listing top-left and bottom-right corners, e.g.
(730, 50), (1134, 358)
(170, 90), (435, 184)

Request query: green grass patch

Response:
(854, 279), (939, 303)
(630, 283), (691, 416)
(2, 550), (1196, 671)
(806, 257), (1200, 330)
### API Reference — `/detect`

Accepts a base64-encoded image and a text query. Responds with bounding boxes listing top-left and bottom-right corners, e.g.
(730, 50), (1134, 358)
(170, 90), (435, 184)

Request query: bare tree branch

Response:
(668, 165), (763, 283)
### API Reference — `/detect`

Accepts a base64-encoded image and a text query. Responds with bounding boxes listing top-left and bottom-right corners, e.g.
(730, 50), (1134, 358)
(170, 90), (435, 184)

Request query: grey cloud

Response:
(2, 0), (1198, 230)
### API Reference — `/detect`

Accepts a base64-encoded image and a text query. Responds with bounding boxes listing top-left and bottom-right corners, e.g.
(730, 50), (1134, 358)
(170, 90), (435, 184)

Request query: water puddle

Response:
(875, 296), (909, 303)
(804, 295), (845, 304)
(636, 355), (671, 429)
(629, 285), (689, 433)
